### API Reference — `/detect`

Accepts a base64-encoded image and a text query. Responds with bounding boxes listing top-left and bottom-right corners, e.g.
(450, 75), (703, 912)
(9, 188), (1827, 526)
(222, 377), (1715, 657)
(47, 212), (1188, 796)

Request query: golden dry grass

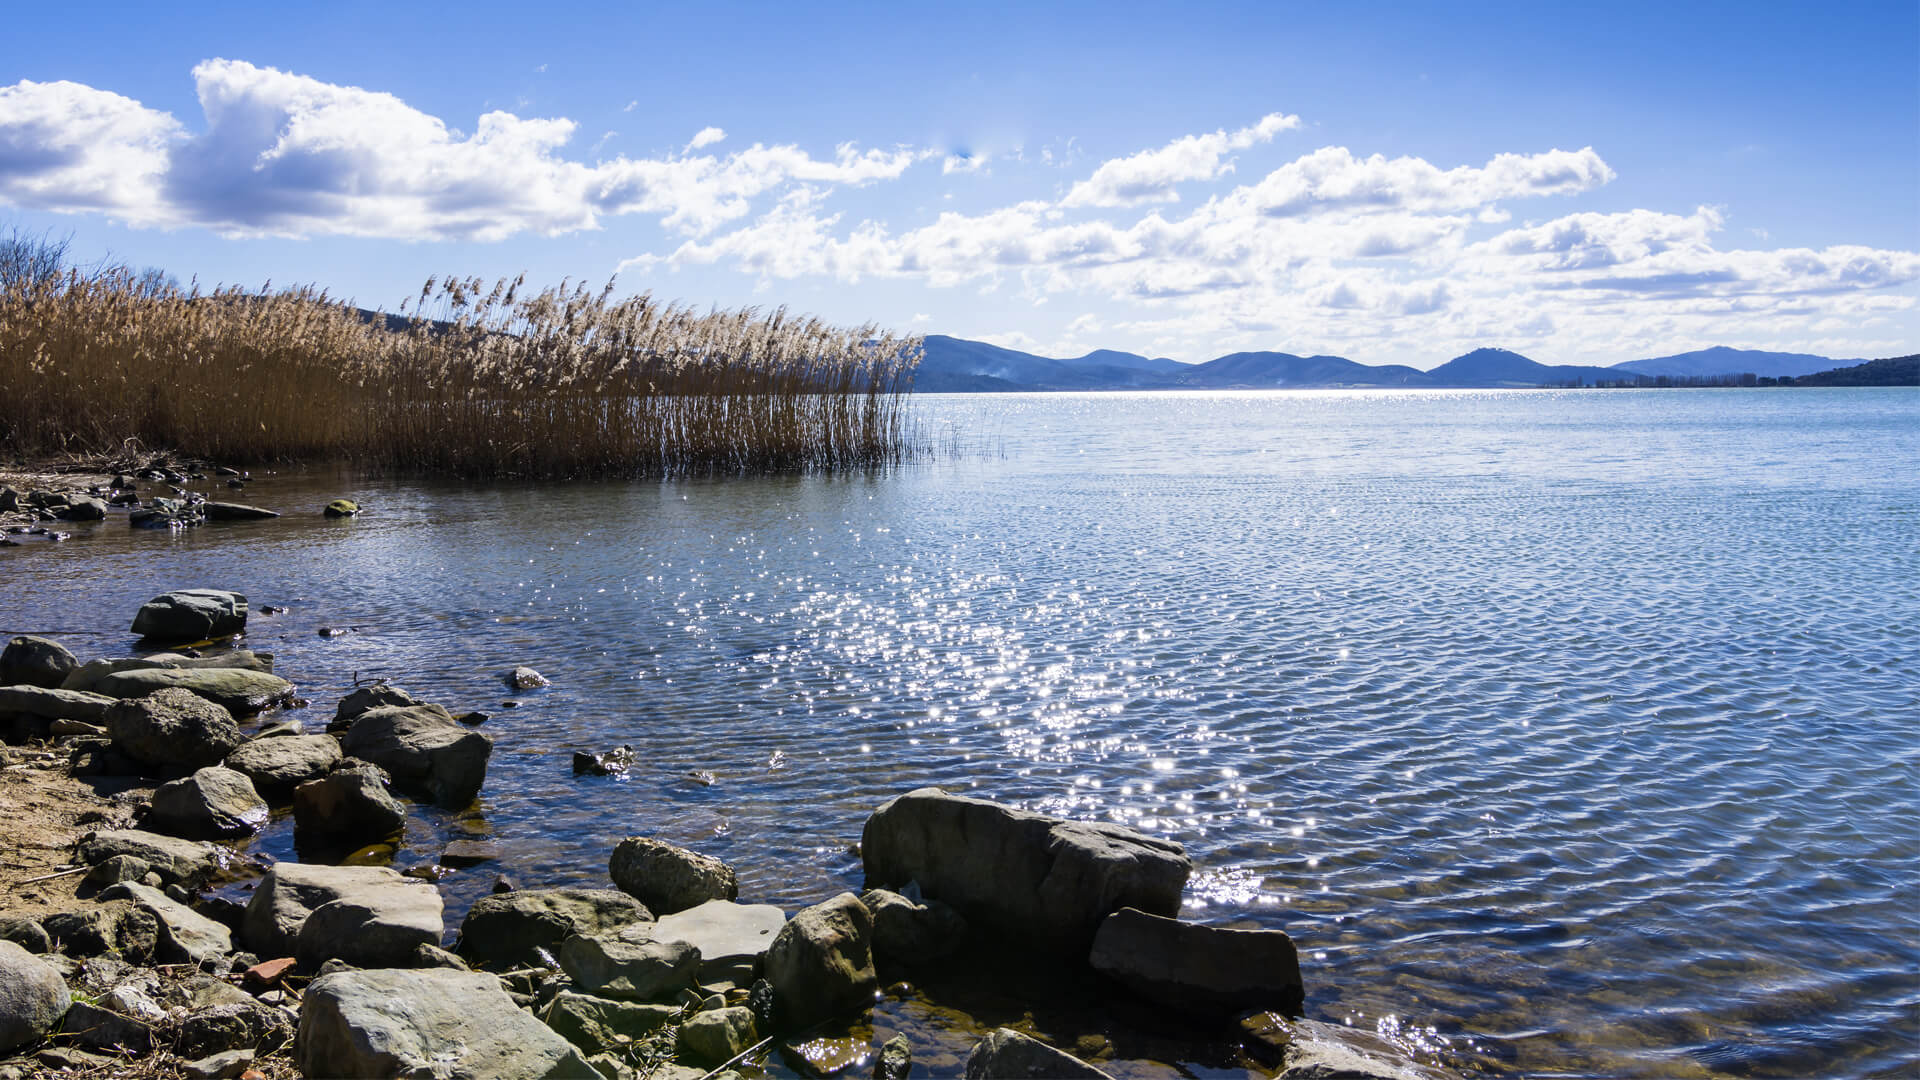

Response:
(0, 267), (921, 478)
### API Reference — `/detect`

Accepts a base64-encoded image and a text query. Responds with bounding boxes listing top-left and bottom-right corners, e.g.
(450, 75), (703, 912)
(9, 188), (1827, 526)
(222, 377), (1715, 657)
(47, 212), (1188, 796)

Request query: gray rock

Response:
(201, 502), (280, 520)
(296, 967), (603, 1079)
(0, 940), (70, 1053)
(97, 667), (293, 716)
(104, 687), (244, 768)
(608, 837), (737, 915)
(862, 787), (1190, 954)
(181, 1048), (256, 1079)
(148, 766), (269, 838)
(507, 666), (550, 690)
(41, 900), (159, 964)
(60, 998), (155, 1053)
(457, 888), (652, 971)
(130, 589), (248, 643)
(48, 718), (104, 737)
(679, 1005), (757, 1066)
(331, 684), (422, 731)
(176, 1000), (294, 1059)
(243, 863), (419, 958)
(559, 926), (700, 1002)
(0, 635), (77, 688)
(0, 685), (114, 722)
(0, 918), (48, 955)
(146, 649), (275, 673)
(291, 766), (406, 852)
(875, 1033), (912, 1080)
(964, 1028), (1114, 1080)
(295, 879), (445, 969)
(543, 990), (676, 1055)
(75, 829), (224, 889)
(341, 704), (493, 808)
(60, 657), (176, 694)
(54, 496), (106, 521)
(412, 943), (469, 970)
(763, 893), (877, 1030)
(226, 734), (342, 794)
(97, 882), (234, 965)
(1089, 907), (1303, 1017)
(861, 889), (966, 965)
(85, 853), (153, 888)
(1239, 1012), (1459, 1079)
(652, 899), (785, 988)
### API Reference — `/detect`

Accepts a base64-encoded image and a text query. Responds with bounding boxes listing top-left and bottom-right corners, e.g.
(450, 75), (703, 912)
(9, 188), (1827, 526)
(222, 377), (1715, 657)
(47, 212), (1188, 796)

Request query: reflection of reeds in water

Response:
(0, 269), (922, 477)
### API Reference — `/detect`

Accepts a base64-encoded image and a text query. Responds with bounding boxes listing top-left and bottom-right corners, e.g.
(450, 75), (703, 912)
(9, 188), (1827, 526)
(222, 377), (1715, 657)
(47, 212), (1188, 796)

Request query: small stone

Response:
(574, 746), (635, 776)
(322, 499), (359, 517)
(182, 1049), (256, 1080)
(507, 666), (550, 690)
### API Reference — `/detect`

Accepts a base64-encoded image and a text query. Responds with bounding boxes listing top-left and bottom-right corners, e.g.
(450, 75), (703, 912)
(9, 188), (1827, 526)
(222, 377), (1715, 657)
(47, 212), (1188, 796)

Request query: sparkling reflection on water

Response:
(3, 388), (1917, 1078)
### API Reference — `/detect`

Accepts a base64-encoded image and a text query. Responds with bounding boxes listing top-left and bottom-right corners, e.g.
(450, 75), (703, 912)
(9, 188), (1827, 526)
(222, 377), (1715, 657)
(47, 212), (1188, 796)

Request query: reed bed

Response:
(0, 265), (922, 478)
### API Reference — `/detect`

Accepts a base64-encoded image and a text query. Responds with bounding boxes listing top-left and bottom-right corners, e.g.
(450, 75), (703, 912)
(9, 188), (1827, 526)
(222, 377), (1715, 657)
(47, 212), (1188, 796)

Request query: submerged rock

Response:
(1239, 1012), (1459, 1079)
(574, 746), (635, 776)
(964, 1028), (1114, 1080)
(201, 502), (280, 521)
(1089, 906), (1303, 1018)
(322, 499), (359, 518)
(608, 837), (737, 915)
(130, 589), (248, 643)
(0, 635), (77, 689)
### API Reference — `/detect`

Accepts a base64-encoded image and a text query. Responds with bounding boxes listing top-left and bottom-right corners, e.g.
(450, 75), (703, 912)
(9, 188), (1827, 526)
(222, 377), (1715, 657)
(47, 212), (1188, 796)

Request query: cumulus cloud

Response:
(1061, 111), (1298, 207)
(0, 60), (921, 240)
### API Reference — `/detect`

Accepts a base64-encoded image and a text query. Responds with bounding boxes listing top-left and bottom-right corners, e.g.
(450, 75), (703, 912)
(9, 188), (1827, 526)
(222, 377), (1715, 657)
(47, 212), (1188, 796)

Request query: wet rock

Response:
(0, 917), (49, 954)
(764, 893), (877, 1030)
(329, 684), (421, 731)
(1089, 907), (1303, 1018)
(130, 589), (248, 643)
(861, 889), (966, 966)
(53, 495), (106, 521)
(201, 502), (280, 521)
(60, 998), (155, 1053)
(104, 687), (244, 769)
(782, 1031), (874, 1078)
(341, 704), (492, 808)
(75, 829), (224, 889)
(439, 840), (499, 867)
(130, 501), (203, 530)
(875, 1033), (912, 1080)
(608, 837), (738, 915)
(97, 667), (293, 716)
(295, 876), (444, 969)
(862, 787), (1190, 955)
(0, 685), (113, 722)
(544, 990), (678, 1054)
(1239, 1012), (1459, 1079)
(148, 648), (275, 674)
(41, 900), (159, 964)
(0, 940), (70, 1053)
(0, 635), (77, 688)
(175, 999), (294, 1059)
(507, 666), (550, 690)
(322, 499), (359, 517)
(97, 882), (234, 965)
(679, 1005), (757, 1066)
(574, 746), (635, 775)
(296, 967), (600, 1079)
(964, 1028), (1114, 1080)
(291, 765), (407, 852)
(242, 863), (421, 958)
(558, 926), (700, 1002)
(148, 766), (269, 838)
(225, 734), (342, 795)
(652, 899), (786, 989)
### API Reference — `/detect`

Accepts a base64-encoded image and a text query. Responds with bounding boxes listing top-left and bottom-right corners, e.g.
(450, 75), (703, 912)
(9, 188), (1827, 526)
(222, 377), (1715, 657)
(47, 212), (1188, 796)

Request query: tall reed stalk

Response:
(0, 267), (922, 478)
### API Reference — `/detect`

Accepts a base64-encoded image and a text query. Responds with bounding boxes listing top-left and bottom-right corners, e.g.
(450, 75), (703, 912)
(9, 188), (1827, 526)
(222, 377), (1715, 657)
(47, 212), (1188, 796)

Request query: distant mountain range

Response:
(913, 336), (1913, 391)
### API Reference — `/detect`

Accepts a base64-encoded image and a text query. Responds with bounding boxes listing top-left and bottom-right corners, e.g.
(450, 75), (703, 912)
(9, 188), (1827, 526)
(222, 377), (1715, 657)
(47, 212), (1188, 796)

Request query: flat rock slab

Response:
(559, 927), (699, 1003)
(243, 863), (422, 958)
(1239, 1012), (1461, 1079)
(98, 668), (293, 716)
(201, 502), (280, 520)
(76, 829), (226, 889)
(0, 685), (114, 721)
(297, 968), (604, 1079)
(965, 1028), (1114, 1080)
(652, 899), (786, 988)
(458, 888), (653, 971)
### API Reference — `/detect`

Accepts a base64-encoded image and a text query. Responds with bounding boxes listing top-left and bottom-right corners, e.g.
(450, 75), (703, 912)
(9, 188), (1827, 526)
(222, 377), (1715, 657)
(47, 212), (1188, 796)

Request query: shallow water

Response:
(3, 388), (1916, 1078)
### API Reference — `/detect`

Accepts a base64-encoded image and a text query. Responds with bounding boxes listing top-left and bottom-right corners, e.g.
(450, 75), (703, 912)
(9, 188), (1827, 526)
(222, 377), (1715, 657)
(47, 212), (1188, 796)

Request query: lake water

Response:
(4, 388), (1916, 1078)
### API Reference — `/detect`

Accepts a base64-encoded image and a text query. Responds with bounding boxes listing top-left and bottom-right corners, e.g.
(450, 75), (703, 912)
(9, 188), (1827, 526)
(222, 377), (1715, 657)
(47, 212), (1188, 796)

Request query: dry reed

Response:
(0, 265), (922, 478)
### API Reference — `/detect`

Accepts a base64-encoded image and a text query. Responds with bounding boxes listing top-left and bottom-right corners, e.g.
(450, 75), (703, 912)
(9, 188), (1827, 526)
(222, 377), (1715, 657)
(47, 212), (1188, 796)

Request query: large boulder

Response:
(296, 880), (445, 970)
(296, 967), (603, 1079)
(861, 889), (966, 966)
(965, 1028), (1115, 1080)
(543, 991), (676, 1056)
(147, 766), (269, 839)
(651, 899), (786, 988)
(243, 863), (423, 959)
(862, 788), (1190, 954)
(607, 837), (737, 915)
(457, 888), (652, 971)
(763, 893), (876, 1030)
(291, 766), (407, 854)
(341, 705), (492, 808)
(96, 882), (234, 965)
(75, 829), (225, 889)
(0, 635), (77, 688)
(104, 687), (244, 769)
(0, 940), (70, 1053)
(1089, 907), (1303, 1018)
(558, 927), (700, 1003)
(226, 734), (342, 795)
(130, 590), (247, 643)
(0, 685), (113, 722)
(331, 684), (423, 732)
(54, 495), (106, 521)
(96, 668), (293, 716)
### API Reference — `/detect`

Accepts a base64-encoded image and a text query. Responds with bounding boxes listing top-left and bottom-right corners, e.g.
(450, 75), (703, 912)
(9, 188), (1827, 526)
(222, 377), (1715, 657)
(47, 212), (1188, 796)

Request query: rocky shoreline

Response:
(1, 470), (1459, 1080)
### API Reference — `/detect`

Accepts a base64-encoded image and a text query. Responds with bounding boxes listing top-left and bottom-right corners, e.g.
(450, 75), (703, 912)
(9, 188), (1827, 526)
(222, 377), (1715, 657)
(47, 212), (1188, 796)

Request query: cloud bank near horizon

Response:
(0, 59), (1913, 362)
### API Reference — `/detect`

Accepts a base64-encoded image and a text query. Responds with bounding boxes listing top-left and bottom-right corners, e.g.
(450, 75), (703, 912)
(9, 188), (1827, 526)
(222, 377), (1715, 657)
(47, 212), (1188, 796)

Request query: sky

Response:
(2, 1), (1915, 369)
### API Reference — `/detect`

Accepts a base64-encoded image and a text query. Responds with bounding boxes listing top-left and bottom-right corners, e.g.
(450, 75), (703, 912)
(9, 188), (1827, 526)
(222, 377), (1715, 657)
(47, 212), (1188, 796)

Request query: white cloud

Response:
(0, 79), (180, 223)
(1061, 111), (1299, 207)
(684, 126), (726, 152)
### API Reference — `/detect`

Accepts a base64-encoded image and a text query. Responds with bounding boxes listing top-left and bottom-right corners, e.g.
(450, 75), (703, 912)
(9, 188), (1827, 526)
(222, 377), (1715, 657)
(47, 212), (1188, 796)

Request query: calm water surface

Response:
(4, 389), (1916, 1078)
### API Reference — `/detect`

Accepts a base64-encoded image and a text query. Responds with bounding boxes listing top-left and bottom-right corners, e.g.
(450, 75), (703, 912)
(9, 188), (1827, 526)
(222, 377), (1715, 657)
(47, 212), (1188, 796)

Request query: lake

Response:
(4, 387), (1916, 1078)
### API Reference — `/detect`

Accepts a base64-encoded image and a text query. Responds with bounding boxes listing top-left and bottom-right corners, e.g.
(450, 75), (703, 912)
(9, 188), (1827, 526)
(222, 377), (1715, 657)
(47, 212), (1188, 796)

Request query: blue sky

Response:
(2, 1), (1915, 368)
